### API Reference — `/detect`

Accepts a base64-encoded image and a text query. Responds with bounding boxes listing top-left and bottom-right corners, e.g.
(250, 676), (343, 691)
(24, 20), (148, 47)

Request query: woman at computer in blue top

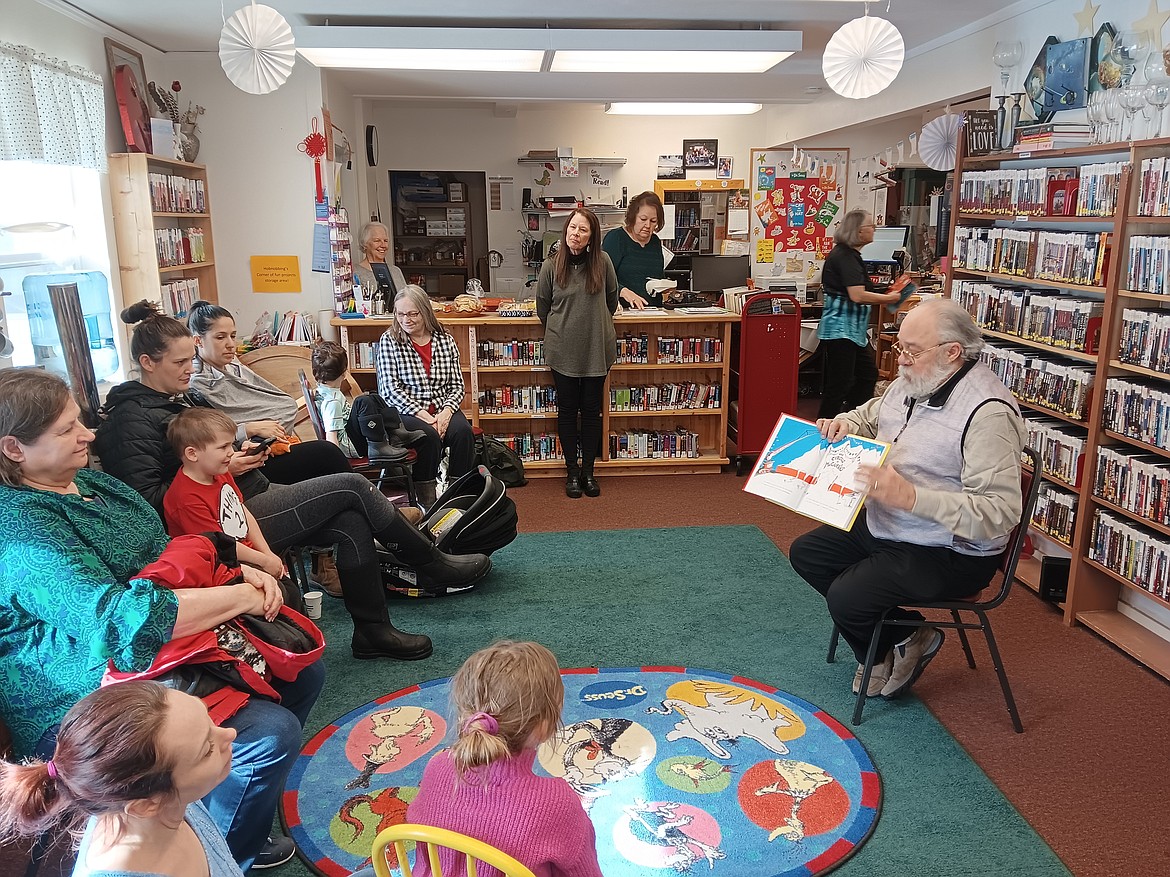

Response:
(602, 191), (667, 309)
(817, 210), (903, 418)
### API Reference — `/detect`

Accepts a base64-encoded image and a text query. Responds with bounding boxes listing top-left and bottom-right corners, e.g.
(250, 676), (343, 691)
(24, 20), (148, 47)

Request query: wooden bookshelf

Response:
(333, 311), (735, 476)
(947, 133), (1170, 680)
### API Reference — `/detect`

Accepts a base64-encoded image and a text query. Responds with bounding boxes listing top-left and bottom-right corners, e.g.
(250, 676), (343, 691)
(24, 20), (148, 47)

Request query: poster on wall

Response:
(748, 148), (849, 281)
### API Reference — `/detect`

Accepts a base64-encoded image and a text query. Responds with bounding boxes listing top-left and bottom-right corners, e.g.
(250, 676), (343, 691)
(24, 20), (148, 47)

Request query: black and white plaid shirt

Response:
(375, 328), (464, 415)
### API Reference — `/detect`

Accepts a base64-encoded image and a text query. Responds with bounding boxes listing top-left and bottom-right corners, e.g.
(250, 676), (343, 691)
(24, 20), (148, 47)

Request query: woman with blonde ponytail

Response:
(407, 641), (602, 877)
(0, 681), (242, 877)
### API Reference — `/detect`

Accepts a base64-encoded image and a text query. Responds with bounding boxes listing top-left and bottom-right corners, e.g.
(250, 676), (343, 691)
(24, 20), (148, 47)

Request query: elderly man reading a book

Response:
(789, 298), (1026, 700)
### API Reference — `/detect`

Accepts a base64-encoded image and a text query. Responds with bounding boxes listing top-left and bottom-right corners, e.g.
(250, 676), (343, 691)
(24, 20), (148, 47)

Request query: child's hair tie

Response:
(463, 712), (498, 735)
(45, 760), (59, 780)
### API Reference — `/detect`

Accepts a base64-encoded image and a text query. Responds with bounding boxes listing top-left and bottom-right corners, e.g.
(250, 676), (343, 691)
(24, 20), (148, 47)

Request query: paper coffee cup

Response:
(303, 591), (323, 620)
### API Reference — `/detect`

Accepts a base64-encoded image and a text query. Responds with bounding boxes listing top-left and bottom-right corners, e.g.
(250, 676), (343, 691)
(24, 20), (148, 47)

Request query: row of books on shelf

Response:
(161, 278), (200, 317)
(673, 207), (701, 225)
(982, 343), (1095, 420)
(149, 172), (206, 213)
(1118, 308), (1170, 372)
(953, 281), (1101, 353)
(609, 428), (701, 459)
(156, 226), (207, 267)
(347, 342), (380, 370)
(1024, 415), (1086, 487)
(1136, 156), (1170, 217)
(490, 433), (562, 462)
(1089, 510), (1169, 600)
(957, 163), (1121, 217)
(1033, 482), (1078, 546)
(1125, 236), (1170, 296)
(1102, 378), (1170, 452)
(672, 229), (701, 253)
(1012, 122), (1092, 152)
(478, 385), (557, 415)
(610, 383), (721, 411)
(656, 336), (724, 364)
(1095, 445), (1170, 528)
(477, 339), (545, 367)
(953, 227), (1110, 287)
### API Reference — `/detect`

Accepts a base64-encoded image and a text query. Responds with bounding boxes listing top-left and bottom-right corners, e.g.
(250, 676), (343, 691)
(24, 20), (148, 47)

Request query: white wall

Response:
(364, 102), (769, 291)
(157, 52), (332, 333)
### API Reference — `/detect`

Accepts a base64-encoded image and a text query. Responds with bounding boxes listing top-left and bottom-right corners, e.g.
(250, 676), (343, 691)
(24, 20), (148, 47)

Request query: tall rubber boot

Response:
(357, 399), (410, 464)
(381, 403), (428, 448)
(341, 558), (433, 660)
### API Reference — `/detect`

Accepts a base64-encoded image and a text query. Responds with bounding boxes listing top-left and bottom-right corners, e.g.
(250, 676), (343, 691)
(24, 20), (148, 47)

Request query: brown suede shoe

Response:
(311, 551), (344, 598)
(400, 506), (423, 526)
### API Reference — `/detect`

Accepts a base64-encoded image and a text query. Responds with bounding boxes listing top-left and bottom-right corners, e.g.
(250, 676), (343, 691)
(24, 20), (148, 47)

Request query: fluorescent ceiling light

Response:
(606, 102), (763, 115)
(296, 27), (800, 74)
(297, 48), (544, 72)
(552, 50), (791, 74)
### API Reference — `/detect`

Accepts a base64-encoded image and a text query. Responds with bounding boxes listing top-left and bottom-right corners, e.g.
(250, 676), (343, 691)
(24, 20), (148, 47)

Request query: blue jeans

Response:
(203, 659), (326, 871)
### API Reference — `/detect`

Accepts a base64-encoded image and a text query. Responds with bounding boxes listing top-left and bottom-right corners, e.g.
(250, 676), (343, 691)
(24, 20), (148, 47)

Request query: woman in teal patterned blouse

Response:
(0, 368), (323, 872)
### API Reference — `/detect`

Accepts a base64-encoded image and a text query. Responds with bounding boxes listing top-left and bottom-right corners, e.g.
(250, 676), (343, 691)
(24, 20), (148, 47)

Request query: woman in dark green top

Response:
(0, 368), (321, 872)
(537, 207), (620, 497)
(602, 190), (667, 309)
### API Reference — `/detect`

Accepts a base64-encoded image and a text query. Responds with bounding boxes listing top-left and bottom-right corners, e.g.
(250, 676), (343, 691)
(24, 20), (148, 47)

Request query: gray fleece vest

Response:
(868, 362), (1020, 556)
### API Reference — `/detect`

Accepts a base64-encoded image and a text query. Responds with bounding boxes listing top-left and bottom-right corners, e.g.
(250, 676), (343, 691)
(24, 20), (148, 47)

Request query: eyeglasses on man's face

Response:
(892, 340), (950, 363)
(395, 310), (422, 321)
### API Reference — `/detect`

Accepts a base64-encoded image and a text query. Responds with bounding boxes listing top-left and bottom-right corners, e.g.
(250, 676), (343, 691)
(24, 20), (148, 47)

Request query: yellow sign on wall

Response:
(755, 239), (775, 264)
(250, 256), (302, 293)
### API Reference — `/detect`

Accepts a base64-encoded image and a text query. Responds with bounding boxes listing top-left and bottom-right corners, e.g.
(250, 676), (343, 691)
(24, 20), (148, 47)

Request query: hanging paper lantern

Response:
(822, 15), (905, 99)
(219, 2), (296, 95)
(918, 113), (963, 171)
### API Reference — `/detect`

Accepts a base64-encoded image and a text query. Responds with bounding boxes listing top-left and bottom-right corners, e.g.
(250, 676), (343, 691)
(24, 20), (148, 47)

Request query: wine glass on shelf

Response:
(1145, 82), (1170, 140)
(1087, 91), (1105, 143)
(992, 39), (1023, 95)
(1120, 85), (1148, 140)
(1111, 30), (1152, 86)
(1102, 88), (1122, 142)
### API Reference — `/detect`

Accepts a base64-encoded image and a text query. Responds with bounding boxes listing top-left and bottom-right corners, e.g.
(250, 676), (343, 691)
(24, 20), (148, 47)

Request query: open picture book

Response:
(744, 414), (891, 530)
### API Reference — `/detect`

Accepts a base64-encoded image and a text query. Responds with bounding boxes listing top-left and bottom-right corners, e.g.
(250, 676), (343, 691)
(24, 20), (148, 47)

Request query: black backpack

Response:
(475, 434), (528, 487)
(421, 465), (518, 555)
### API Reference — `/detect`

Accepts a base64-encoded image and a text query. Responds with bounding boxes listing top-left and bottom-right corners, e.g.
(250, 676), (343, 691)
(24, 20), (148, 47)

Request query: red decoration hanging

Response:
(299, 117), (328, 203)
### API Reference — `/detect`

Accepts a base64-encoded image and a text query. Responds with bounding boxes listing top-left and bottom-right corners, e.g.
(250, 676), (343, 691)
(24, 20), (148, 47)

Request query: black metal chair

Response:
(827, 446), (1042, 733)
(297, 368), (416, 504)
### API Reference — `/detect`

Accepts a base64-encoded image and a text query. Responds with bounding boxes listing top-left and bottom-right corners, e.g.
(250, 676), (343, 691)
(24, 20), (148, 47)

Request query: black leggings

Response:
(552, 370), (606, 468)
(818, 338), (879, 419)
(246, 474), (434, 623)
(400, 410), (476, 481)
(261, 438), (350, 484)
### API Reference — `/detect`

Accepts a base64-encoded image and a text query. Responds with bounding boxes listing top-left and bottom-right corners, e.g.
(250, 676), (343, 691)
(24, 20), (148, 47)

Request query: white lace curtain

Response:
(0, 42), (106, 172)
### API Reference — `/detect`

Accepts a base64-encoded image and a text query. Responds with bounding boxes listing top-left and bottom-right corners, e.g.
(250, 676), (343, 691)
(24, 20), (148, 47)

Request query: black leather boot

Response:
(352, 622), (433, 661)
(581, 463), (600, 497)
(411, 549), (492, 595)
(341, 558), (434, 660)
(565, 467), (583, 499)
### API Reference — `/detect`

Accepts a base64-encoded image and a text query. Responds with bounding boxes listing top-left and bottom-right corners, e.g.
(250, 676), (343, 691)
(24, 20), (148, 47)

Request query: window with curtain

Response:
(0, 41), (106, 172)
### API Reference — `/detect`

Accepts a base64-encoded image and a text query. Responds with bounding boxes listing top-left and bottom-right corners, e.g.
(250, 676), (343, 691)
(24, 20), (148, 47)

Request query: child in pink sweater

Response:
(406, 641), (602, 877)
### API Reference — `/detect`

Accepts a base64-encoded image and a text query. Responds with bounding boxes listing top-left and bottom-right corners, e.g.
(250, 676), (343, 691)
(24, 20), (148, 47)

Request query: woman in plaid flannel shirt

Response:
(375, 285), (476, 509)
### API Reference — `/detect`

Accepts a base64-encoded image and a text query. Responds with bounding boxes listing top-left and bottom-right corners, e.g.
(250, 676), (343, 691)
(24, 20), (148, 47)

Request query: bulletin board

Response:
(748, 148), (849, 280)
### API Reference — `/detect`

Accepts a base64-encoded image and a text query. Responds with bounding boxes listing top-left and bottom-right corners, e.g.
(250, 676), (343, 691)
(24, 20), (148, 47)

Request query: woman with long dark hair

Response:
(537, 208), (619, 497)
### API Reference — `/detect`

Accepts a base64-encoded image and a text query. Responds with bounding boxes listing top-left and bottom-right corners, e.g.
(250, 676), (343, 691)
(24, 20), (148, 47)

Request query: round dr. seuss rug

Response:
(282, 667), (881, 876)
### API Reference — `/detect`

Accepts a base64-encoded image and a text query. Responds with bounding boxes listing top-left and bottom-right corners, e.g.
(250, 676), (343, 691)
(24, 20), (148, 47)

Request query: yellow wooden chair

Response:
(371, 824), (536, 877)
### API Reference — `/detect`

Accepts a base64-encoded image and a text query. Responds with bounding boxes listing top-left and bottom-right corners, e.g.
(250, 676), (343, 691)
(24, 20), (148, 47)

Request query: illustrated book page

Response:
(743, 414), (891, 530)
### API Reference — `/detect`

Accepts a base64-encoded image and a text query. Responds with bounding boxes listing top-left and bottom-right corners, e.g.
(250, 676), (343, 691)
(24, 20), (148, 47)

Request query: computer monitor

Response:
(689, 254), (750, 292)
(860, 225), (909, 263)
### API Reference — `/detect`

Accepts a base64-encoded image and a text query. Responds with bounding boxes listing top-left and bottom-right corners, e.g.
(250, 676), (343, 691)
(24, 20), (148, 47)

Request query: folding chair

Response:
(828, 446), (1042, 733)
(298, 368), (416, 505)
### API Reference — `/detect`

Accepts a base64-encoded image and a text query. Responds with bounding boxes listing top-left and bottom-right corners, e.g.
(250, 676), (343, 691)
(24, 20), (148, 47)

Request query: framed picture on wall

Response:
(716, 156), (733, 179)
(683, 139), (718, 170)
(104, 38), (153, 153)
(657, 155), (685, 179)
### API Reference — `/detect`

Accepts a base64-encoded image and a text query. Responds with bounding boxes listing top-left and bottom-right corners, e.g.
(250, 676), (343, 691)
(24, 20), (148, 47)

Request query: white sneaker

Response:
(852, 653), (894, 697)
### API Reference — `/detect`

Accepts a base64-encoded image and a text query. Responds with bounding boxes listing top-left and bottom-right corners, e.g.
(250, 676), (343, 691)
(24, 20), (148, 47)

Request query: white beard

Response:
(900, 357), (958, 399)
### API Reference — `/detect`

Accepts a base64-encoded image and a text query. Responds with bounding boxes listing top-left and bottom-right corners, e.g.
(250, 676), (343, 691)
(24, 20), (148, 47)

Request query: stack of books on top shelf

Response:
(1013, 123), (1092, 152)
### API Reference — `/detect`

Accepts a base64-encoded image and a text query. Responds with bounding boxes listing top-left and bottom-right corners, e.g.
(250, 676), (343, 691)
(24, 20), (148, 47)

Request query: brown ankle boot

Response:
(311, 550), (344, 598)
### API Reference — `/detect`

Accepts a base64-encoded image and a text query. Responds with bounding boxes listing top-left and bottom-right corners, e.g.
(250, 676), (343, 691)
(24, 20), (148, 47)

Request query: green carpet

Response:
(288, 525), (1070, 877)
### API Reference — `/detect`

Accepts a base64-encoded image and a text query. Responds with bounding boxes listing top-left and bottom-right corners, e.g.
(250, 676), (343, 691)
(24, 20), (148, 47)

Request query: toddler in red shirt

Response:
(163, 407), (285, 578)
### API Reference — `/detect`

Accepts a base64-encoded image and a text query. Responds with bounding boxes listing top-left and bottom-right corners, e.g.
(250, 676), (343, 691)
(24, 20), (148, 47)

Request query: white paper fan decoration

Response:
(822, 15), (905, 100)
(918, 113), (963, 171)
(219, 2), (295, 95)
